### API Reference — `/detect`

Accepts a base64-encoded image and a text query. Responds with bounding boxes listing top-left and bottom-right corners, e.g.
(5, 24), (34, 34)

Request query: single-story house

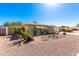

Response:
(0, 24), (55, 36)
(23, 24), (55, 30)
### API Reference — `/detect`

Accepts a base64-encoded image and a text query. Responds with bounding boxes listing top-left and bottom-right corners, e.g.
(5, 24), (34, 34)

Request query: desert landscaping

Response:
(0, 31), (79, 56)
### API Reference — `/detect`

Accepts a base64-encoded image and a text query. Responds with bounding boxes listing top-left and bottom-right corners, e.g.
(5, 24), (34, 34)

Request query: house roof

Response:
(23, 23), (55, 27)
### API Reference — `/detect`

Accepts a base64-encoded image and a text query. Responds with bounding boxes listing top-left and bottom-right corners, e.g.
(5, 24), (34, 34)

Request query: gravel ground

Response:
(0, 34), (79, 56)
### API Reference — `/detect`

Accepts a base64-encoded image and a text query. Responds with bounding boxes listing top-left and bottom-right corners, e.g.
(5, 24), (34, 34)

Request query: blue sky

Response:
(0, 3), (79, 26)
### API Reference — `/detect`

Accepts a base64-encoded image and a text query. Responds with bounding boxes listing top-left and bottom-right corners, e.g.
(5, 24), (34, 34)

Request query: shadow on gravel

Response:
(10, 37), (34, 47)
(23, 37), (34, 44)
(9, 34), (19, 41)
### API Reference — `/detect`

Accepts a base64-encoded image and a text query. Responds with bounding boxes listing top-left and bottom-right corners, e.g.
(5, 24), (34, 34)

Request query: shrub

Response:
(65, 28), (73, 32)
(42, 29), (49, 35)
(30, 29), (37, 36)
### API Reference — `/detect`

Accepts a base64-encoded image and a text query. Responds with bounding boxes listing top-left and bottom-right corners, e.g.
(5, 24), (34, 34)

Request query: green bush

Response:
(30, 29), (37, 36)
(65, 28), (73, 32)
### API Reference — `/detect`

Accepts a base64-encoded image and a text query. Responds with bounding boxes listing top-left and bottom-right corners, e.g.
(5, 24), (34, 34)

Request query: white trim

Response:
(6, 27), (8, 36)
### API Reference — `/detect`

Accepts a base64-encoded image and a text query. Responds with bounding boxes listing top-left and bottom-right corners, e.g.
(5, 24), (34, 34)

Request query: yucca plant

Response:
(12, 27), (33, 46)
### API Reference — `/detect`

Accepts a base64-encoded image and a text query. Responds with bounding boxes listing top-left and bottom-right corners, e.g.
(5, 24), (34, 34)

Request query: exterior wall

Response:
(35, 25), (47, 29)
(47, 26), (53, 30)
(28, 24), (36, 30)
(0, 27), (7, 36)
(23, 24), (36, 30)
(8, 28), (15, 35)
(0, 27), (15, 36)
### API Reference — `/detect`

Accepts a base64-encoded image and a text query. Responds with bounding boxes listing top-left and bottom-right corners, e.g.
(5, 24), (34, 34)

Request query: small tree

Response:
(77, 24), (79, 27)
(3, 22), (23, 29)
